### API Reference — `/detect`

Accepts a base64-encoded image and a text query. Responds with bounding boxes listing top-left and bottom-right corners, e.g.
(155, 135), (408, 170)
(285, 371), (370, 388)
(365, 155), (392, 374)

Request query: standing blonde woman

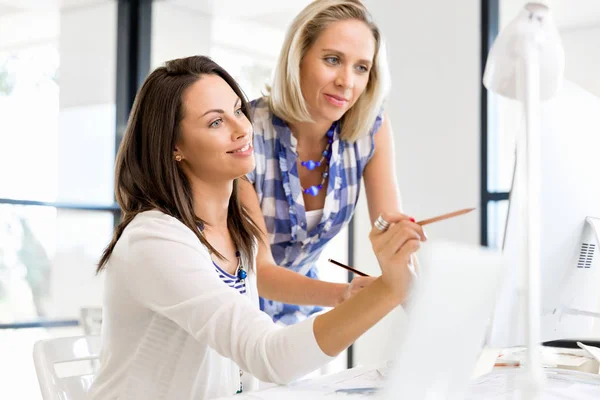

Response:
(240, 0), (414, 324)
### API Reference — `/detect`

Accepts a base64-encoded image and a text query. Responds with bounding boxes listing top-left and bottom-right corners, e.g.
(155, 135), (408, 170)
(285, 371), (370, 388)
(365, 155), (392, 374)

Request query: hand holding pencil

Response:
(365, 212), (424, 299)
(330, 207), (475, 277)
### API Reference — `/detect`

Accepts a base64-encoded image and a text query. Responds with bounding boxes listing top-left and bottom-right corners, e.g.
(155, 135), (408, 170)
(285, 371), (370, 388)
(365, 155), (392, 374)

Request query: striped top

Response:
(213, 261), (246, 295)
(247, 97), (383, 324)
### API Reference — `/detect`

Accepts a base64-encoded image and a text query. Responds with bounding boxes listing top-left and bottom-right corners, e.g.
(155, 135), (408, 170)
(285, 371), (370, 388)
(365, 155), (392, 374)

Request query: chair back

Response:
(33, 335), (100, 400)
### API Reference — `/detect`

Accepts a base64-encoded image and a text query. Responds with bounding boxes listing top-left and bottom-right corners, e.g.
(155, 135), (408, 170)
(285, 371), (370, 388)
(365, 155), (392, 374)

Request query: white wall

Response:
(151, 2), (213, 68)
(150, 2), (290, 100)
(352, 0), (482, 366)
(561, 26), (600, 97)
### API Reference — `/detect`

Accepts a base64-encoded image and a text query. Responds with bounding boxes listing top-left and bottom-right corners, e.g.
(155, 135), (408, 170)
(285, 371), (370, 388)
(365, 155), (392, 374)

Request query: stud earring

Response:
(175, 154), (182, 162)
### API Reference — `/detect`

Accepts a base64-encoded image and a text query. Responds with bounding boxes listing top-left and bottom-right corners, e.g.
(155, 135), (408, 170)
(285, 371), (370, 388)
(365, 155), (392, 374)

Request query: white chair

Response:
(80, 307), (103, 336)
(33, 335), (101, 400)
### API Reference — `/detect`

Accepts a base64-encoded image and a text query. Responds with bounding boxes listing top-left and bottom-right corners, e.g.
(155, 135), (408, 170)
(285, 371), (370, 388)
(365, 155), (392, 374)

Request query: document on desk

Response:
(225, 365), (387, 399)
(295, 364), (386, 390)
(466, 368), (600, 400)
(578, 341), (600, 363)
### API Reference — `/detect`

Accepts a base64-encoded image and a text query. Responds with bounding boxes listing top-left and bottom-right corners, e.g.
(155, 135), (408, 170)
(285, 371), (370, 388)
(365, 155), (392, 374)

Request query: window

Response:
(0, 2), (118, 327)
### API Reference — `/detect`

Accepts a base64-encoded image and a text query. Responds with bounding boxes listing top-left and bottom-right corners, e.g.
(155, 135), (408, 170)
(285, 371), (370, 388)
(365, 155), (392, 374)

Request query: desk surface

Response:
(216, 364), (600, 399)
(215, 365), (386, 399)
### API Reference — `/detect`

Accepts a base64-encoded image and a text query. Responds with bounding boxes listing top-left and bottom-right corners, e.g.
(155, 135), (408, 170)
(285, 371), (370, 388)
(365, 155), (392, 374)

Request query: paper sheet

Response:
(466, 369), (600, 400)
(472, 348), (501, 378)
(578, 342), (600, 364)
(498, 346), (592, 368)
(221, 365), (387, 399)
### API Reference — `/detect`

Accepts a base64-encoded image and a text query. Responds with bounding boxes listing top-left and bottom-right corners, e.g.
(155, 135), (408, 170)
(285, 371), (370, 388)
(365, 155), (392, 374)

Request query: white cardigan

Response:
(89, 210), (333, 400)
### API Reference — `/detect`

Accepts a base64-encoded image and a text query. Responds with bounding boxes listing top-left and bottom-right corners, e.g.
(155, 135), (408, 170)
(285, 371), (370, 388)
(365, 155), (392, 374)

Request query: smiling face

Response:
(299, 18), (376, 124)
(174, 74), (254, 184)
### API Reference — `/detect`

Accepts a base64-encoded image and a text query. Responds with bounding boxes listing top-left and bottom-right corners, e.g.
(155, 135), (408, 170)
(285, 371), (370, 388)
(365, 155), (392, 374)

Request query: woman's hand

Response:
(339, 276), (378, 304)
(369, 212), (426, 302)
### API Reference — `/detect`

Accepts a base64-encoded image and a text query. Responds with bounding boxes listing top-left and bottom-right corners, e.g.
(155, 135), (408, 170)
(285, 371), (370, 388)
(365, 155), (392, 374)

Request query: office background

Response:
(0, 0), (599, 398)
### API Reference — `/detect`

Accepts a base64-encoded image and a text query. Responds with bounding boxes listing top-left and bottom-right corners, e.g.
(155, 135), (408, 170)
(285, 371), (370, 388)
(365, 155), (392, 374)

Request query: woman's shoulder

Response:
(107, 211), (213, 279)
(355, 108), (384, 141)
(249, 96), (269, 111)
(341, 109), (385, 165)
(128, 209), (185, 231)
(124, 210), (206, 253)
(249, 96), (276, 136)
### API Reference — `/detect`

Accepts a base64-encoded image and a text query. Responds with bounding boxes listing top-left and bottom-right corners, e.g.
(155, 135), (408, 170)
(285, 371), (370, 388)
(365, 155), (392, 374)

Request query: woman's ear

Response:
(174, 147), (183, 162)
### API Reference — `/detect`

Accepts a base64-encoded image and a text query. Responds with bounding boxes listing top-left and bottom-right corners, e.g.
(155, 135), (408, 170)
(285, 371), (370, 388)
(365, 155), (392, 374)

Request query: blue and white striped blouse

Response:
(246, 97), (383, 325)
(213, 262), (246, 295)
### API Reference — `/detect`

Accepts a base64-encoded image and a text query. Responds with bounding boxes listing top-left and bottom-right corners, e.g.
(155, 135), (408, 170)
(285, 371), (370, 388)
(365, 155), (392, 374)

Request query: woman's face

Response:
(175, 74), (254, 183)
(299, 18), (376, 124)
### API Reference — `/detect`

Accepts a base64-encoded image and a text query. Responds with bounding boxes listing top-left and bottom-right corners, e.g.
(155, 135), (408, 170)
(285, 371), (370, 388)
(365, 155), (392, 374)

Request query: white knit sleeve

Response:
(122, 213), (334, 384)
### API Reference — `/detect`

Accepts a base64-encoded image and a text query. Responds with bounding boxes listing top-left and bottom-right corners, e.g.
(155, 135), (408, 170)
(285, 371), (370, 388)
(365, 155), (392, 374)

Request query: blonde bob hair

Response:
(268, 0), (390, 142)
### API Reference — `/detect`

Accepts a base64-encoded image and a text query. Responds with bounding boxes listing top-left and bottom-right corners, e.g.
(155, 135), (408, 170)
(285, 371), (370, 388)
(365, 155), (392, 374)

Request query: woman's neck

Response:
(289, 118), (334, 146)
(191, 179), (232, 231)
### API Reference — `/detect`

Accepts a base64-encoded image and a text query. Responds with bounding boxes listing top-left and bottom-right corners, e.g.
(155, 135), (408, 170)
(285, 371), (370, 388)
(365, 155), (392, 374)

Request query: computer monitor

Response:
(382, 241), (506, 400)
(487, 80), (600, 347)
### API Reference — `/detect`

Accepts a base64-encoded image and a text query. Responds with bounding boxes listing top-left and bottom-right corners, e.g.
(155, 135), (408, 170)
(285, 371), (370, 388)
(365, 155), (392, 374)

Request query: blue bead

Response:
(301, 161), (306, 166)
(238, 269), (247, 280)
(318, 184), (323, 189)
(305, 160), (318, 170)
(308, 185), (319, 196)
(322, 150), (328, 157)
(328, 139), (333, 144)
(327, 130), (334, 138)
(235, 251), (240, 257)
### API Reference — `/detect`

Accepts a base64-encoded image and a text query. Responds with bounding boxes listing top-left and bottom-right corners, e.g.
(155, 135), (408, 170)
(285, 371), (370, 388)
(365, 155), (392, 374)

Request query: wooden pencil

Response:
(327, 258), (370, 277)
(416, 207), (475, 226)
(328, 208), (475, 277)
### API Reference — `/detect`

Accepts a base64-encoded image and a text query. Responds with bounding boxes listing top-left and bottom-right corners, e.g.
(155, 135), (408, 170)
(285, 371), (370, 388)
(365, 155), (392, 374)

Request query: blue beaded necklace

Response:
(298, 124), (335, 197)
(234, 251), (247, 280)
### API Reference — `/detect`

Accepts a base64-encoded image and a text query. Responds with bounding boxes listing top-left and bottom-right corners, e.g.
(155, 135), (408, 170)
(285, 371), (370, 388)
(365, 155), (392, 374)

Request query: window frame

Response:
(480, 0), (510, 247)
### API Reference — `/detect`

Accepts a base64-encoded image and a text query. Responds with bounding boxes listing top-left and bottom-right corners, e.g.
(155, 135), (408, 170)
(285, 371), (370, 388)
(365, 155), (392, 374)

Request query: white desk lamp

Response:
(483, 3), (564, 398)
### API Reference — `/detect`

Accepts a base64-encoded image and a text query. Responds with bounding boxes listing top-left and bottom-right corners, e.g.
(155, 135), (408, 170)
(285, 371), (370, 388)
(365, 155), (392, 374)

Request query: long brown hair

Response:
(98, 55), (262, 272)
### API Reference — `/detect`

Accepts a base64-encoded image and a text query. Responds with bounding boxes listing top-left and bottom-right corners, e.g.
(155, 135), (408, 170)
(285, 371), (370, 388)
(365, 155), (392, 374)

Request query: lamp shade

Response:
(483, 3), (565, 101)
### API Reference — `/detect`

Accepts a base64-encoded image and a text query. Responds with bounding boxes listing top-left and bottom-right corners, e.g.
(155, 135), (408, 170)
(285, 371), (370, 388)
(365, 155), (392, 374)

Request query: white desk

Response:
(215, 364), (386, 399)
(216, 363), (600, 399)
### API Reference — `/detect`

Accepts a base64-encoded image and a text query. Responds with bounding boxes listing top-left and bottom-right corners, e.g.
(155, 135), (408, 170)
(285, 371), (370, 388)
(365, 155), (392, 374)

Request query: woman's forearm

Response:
(313, 278), (400, 356)
(257, 263), (347, 307)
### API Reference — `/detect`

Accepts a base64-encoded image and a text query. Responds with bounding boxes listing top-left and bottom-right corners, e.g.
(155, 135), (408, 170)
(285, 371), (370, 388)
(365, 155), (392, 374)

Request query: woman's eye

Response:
(356, 65), (369, 73)
(234, 108), (243, 116)
(324, 56), (339, 65)
(209, 119), (223, 128)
